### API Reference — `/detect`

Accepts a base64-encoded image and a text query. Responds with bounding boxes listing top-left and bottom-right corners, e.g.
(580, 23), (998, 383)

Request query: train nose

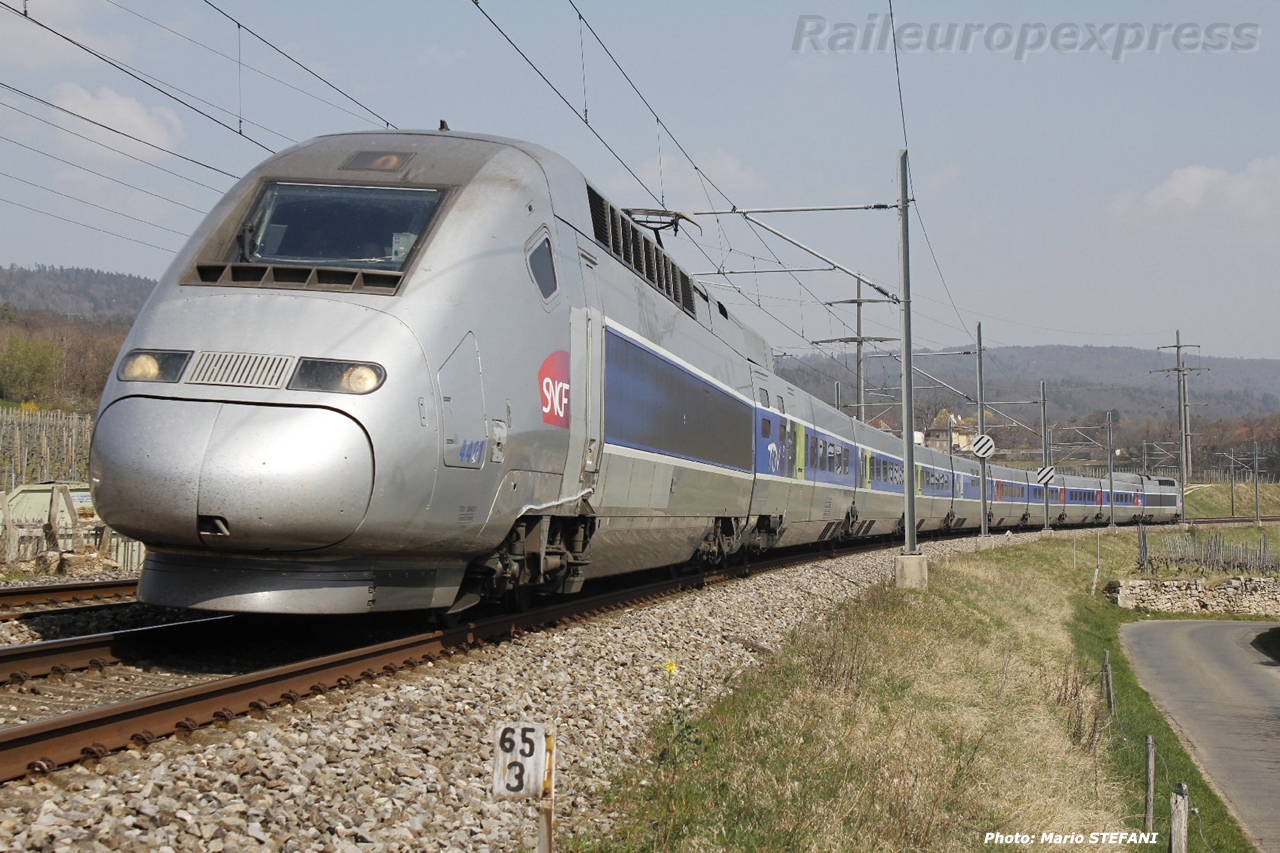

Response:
(91, 397), (373, 551)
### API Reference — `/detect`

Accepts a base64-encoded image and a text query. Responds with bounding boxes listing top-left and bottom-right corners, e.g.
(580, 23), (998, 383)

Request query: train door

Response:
(557, 306), (604, 506)
(945, 445), (959, 527)
(748, 372), (789, 521)
(785, 387), (816, 522)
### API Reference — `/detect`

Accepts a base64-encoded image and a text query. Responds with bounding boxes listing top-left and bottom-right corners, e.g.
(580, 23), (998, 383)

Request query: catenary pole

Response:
(1107, 410), (1116, 527)
(1255, 440), (1262, 528)
(977, 322), (989, 539)
(1041, 379), (1051, 530)
(856, 277), (864, 422)
(1229, 452), (1236, 517)
(898, 149), (919, 555)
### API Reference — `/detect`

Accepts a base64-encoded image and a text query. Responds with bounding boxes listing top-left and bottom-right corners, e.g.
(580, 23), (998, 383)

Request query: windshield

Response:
(238, 183), (442, 271)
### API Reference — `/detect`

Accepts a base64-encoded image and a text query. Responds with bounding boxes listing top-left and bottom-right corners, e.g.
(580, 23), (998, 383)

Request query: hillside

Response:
(0, 265), (155, 318)
(0, 263), (1275, 430)
(779, 344), (1280, 426)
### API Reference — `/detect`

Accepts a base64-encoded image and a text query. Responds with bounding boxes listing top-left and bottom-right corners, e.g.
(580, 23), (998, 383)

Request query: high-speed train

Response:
(88, 130), (1181, 615)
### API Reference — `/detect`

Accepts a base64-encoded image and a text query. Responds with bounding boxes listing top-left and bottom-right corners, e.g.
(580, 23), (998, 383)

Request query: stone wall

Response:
(1108, 577), (1280, 616)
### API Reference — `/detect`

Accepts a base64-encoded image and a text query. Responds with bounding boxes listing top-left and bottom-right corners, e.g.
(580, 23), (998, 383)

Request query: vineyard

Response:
(0, 409), (93, 490)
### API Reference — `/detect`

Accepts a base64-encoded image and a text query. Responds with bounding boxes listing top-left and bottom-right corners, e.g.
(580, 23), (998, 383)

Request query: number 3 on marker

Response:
(505, 760), (525, 792)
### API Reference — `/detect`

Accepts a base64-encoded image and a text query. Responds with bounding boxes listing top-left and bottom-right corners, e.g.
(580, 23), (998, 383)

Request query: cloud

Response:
(0, 0), (134, 71)
(417, 45), (466, 67)
(50, 84), (184, 151)
(1109, 155), (1280, 239)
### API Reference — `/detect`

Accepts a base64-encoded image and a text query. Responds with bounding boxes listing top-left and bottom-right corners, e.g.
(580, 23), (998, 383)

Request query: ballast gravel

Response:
(0, 534), (1040, 852)
(0, 603), (205, 647)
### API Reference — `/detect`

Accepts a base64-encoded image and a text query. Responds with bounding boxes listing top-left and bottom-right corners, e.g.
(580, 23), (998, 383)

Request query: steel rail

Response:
(0, 522), (1176, 781)
(0, 579), (138, 620)
(0, 616), (232, 685)
(0, 545), (856, 781)
(0, 601), (136, 624)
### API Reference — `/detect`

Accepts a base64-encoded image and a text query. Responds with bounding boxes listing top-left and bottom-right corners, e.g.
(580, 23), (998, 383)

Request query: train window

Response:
(819, 440), (827, 471)
(237, 182), (442, 272)
(526, 237), (558, 299)
(809, 435), (817, 467)
(775, 395), (784, 413)
(843, 447), (850, 475)
(758, 388), (769, 408)
(761, 418), (771, 439)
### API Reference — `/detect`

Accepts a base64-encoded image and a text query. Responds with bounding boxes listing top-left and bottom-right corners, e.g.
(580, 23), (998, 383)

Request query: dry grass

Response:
(1184, 482), (1280, 518)
(575, 549), (1133, 852)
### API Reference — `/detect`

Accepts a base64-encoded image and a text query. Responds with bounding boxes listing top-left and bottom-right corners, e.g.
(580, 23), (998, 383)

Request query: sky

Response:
(0, 0), (1276, 362)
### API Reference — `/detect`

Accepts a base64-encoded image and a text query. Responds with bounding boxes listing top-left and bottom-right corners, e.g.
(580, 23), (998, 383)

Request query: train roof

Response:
(258, 130), (774, 369)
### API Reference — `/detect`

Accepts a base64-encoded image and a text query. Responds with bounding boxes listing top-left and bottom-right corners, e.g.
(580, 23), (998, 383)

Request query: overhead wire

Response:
(563, 0), (896, 324)
(100, 0), (385, 128)
(0, 133), (206, 214)
(477, 1), (1014, 418)
(0, 0), (274, 152)
(199, 0), (396, 129)
(0, 194), (178, 253)
(0, 169), (189, 235)
(0, 97), (227, 193)
(886, 0), (974, 348)
(0, 81), (238, 180)
(106, 52), (297, 144)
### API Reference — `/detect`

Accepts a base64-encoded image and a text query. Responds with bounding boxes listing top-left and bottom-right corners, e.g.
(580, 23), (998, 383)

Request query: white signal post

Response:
(493, 722), (557, 852)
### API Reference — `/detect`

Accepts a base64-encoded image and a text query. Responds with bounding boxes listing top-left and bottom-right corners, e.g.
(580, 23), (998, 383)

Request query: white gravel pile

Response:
(0, 535), (1024, 852)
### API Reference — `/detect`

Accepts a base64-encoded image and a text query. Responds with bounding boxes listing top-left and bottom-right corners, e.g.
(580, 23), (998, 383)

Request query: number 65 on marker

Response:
(492, 722), (552, 799)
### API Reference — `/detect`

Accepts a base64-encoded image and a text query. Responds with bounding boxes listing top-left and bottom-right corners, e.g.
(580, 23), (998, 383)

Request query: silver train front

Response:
(92, 132), (586, 613)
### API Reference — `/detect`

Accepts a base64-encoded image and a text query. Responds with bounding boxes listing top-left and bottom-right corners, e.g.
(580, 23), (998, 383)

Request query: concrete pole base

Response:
(1106, 524), (1120, 534)
(894, 553), (928, 589)
(975, 536), (999, 551)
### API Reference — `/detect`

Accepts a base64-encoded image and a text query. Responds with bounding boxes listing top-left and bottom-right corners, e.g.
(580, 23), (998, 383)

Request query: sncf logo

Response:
(538, 350), (570, 428)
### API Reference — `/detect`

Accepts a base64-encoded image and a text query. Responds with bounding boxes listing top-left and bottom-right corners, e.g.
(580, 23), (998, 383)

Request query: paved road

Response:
(1122, 621), (1280, 852)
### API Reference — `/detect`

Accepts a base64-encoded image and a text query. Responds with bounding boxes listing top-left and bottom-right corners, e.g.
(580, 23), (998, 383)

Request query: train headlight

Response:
(289, 359), (386, 395)
(117, 350), (191, 382)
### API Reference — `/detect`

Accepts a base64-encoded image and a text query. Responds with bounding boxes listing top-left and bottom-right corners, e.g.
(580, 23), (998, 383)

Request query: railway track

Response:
(0, 541), (873, 783)
(0, 579), (138, 622)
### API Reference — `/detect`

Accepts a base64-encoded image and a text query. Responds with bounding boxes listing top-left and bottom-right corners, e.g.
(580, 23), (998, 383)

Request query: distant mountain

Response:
(777, 344), (1280, 426)
(0, 265), (155, 318)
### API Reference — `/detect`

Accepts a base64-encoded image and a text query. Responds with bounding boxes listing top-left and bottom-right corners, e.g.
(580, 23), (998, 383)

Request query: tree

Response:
(0, 335), (64, 403)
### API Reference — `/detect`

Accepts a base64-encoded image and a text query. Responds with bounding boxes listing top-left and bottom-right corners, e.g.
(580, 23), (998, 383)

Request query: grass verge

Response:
(1184, 482), (1280, 518)
(569, 533), (1264, 852)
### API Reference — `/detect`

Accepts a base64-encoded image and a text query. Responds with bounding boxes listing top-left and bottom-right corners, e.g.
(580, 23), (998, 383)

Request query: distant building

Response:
(923, 410), (975, 453)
